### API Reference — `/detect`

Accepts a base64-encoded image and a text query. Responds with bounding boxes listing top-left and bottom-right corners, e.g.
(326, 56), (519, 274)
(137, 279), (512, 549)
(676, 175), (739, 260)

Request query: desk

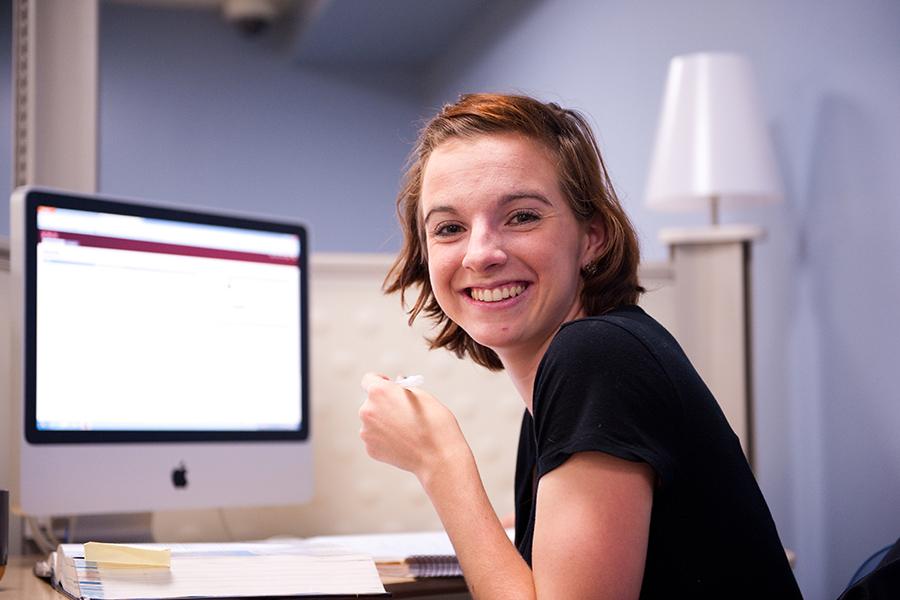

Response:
(0, 556), (471, 600)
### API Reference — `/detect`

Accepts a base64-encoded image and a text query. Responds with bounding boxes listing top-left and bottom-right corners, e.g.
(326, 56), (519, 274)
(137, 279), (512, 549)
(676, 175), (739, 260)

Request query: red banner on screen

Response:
(39, 230), (299, 266)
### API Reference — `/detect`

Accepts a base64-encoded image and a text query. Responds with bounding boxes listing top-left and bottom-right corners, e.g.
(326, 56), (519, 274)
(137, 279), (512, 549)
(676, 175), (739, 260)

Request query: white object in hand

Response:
(394, 375), (425, 388)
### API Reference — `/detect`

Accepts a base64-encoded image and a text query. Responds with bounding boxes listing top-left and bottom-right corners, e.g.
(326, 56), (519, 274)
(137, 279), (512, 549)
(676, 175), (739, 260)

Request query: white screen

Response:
(33, 206), (303, 432)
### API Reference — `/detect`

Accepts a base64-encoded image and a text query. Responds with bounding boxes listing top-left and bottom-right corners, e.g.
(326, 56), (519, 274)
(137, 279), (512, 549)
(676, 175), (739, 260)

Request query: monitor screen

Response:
(28, 198), (307, 441)
(11, 188), (312, 515)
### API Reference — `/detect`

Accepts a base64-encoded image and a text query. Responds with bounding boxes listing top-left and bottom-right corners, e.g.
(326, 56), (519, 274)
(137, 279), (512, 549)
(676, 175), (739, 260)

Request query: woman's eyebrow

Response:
(501, 191), (552, 206)
(423, 205), (458, 224)
(423, 192), (553, 224)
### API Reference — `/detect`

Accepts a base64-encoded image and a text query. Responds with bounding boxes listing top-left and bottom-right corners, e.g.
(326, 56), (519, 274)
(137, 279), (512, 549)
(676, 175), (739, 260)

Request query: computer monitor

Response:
(10, 187), (312, 516)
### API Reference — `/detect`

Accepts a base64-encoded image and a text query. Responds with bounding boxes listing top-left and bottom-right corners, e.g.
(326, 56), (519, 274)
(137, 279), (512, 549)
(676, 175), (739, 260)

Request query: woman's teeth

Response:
(470, 285), (525, 303)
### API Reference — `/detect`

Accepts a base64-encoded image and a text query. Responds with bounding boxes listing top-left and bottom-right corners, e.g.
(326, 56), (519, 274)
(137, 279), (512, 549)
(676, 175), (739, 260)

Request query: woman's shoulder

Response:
(541, 305), (685, 388)
(552, 305), (665, 356)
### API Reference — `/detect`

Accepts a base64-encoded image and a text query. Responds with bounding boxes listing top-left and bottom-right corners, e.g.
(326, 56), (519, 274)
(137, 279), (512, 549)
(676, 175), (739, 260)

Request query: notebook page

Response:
(306, 529), (515, 562)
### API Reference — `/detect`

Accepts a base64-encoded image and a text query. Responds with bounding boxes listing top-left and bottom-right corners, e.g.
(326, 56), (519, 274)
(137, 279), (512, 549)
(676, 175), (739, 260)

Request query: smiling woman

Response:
(358, 94), (801, 599)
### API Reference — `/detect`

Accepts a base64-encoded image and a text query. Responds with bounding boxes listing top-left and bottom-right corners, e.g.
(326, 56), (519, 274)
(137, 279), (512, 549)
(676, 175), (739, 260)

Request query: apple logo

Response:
(171, 462), (188, 489)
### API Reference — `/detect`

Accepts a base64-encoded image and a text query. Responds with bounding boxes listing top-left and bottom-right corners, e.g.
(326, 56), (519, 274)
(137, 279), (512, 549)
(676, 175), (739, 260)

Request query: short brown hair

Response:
(385, 93), (643, 371)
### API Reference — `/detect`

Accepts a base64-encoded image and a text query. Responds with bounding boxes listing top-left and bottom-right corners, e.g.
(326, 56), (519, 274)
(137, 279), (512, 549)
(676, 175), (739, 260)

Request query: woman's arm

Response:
(420, 442), (536, 599)
(533, 452), (654, 599)
(359, 373), (534, 598)
(359, 374), (654, 600)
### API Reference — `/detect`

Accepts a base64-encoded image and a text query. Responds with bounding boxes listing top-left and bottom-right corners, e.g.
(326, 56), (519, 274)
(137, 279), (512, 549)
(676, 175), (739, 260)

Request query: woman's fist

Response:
(359, 372), (469, 481)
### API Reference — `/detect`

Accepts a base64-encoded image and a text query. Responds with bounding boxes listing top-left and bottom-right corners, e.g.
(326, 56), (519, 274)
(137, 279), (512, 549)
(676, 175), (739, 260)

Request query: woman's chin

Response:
(467, 330), (517, 354)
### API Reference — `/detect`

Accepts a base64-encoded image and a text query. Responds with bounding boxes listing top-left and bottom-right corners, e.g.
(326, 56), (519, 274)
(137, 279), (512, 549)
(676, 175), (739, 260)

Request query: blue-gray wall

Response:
(1, 4), (425, 246)
(2, 2), (898, 598)
(98, 6), (423, 253)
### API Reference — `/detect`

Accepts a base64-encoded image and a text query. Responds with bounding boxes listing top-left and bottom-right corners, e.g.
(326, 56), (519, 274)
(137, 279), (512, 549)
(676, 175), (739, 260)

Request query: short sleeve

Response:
(532, 318), (680, 486)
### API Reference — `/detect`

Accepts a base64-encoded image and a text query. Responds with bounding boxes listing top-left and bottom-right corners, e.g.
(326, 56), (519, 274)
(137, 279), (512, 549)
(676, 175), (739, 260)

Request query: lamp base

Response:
(659, 224), (764, 246)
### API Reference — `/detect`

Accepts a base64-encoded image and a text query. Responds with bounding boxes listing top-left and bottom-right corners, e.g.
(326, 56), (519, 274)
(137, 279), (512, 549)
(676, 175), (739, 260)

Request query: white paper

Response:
(57, 541), (386, 599)
(306, 529), (514, 562)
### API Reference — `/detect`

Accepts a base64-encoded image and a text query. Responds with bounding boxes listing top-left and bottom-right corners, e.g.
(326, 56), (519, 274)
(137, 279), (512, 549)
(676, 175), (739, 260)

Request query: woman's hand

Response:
(359, 372), (471, 483)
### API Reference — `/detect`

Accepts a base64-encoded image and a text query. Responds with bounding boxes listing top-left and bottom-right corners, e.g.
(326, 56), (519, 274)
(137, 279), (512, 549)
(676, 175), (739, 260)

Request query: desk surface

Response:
(0, 555), (471, 600)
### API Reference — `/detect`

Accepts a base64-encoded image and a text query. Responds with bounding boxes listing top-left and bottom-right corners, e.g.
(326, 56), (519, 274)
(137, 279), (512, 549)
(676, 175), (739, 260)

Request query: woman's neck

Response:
(497, 304), (588, 413)
(497, 336), (556, 414)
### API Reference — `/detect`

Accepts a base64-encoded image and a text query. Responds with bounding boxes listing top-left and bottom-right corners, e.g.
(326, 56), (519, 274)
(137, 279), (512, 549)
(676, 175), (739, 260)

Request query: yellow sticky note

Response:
(84, 542), (171, 567)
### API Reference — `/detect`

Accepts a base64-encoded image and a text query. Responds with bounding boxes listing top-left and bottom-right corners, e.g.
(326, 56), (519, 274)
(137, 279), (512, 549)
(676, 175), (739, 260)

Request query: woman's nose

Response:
(461, 225), (507, 272)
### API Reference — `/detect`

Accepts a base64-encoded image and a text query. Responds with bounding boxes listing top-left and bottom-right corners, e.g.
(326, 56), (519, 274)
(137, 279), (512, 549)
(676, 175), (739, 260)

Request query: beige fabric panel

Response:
(301, 254), (522, 534)
(152, 253), (676, 541)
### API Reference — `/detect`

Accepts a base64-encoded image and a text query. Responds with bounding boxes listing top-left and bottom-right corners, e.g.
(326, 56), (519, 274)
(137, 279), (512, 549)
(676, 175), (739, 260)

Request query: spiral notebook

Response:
(307, 530), (459, 578)
(378, 554), (461, 578)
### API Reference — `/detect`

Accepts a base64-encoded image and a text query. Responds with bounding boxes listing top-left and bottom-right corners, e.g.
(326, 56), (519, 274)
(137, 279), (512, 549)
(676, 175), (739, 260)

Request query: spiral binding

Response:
(406, 555), (462, 578)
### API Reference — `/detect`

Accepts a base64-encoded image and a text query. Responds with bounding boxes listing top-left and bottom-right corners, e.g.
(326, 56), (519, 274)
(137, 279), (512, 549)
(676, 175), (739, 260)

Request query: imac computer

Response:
(9, 187), (312, 516)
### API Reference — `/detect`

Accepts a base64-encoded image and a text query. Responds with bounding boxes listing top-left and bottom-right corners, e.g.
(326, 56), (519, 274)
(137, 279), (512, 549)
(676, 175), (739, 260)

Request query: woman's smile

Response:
(465, 282), (528, 304)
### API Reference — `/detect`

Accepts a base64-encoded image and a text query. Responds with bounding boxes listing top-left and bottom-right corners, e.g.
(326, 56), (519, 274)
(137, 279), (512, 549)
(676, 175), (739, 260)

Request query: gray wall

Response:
(2, 2), (899, 598)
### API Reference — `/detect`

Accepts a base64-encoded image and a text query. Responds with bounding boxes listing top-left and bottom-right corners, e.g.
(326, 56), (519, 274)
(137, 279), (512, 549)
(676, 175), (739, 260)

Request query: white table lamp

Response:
(645, 52), (783, 225)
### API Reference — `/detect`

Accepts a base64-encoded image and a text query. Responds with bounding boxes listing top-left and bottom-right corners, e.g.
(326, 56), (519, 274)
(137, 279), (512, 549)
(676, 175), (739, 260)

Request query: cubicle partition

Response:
(153, 244), (753, 541)
(0, 243), (754, 543)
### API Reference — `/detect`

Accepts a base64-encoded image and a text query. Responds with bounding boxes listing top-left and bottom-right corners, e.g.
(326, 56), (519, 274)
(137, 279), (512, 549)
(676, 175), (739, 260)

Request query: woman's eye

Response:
(509, 210), (540, 225)
(433, 223), (464, 237)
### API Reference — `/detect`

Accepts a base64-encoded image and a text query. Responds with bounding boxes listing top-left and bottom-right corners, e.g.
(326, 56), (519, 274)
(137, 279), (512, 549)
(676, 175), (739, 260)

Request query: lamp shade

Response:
(645, 53), (783, 212)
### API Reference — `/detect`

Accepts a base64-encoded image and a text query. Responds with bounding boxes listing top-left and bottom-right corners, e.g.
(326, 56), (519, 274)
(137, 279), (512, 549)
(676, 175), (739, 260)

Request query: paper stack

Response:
(51, 540), (387, 599)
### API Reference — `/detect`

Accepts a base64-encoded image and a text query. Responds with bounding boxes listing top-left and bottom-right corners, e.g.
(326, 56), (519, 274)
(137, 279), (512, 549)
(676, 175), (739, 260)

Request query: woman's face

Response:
(420, 133), (603, 361)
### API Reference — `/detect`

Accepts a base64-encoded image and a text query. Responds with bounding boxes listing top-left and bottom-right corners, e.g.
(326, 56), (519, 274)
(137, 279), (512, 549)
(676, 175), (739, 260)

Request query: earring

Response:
(580, 259), (601, 277)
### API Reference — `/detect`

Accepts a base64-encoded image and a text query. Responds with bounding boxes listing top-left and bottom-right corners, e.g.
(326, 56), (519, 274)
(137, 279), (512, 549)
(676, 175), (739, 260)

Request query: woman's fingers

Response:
(360, 371), (390, 393)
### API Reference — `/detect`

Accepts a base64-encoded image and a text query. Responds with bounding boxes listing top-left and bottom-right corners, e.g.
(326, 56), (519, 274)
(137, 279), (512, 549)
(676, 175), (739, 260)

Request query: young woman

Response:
(359, 94), (801, 599)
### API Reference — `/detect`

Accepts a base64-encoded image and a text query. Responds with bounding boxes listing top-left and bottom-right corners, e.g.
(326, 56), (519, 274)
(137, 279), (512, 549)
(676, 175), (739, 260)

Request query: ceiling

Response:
(109, 0), (224, 8)
(107, 0), (490, 69)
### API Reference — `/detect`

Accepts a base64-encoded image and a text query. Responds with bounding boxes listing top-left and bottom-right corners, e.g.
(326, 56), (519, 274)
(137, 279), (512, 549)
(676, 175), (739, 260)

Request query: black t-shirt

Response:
(514, 306), (801, 598)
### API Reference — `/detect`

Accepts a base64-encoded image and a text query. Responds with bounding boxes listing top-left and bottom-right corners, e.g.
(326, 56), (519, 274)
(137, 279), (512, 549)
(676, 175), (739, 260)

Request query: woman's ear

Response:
(581, 214), (607, 267)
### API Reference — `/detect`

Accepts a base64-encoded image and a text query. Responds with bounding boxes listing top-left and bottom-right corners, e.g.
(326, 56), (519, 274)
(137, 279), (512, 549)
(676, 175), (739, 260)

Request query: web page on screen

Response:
(34, 206), (302, 432)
